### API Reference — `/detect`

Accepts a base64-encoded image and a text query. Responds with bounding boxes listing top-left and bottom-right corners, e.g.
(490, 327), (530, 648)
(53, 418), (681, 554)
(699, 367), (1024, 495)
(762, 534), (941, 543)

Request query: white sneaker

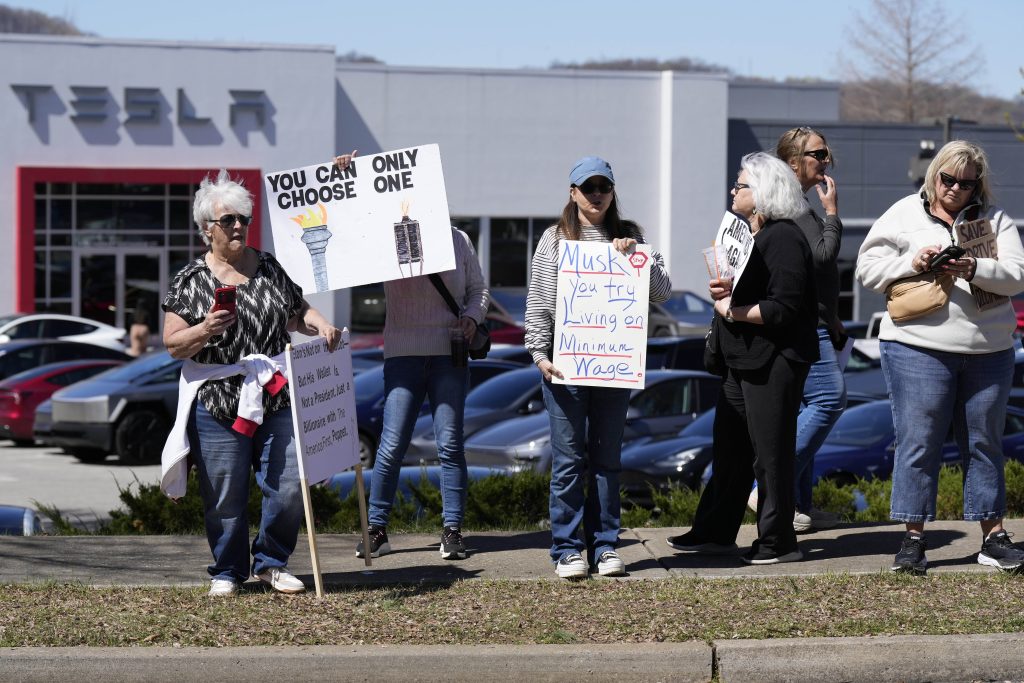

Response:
(555, 552), (588, 579)
(793, 511), (813, 533)
(747, 487), (758, 513)
(596, 551), (626, 577)
(209, 578), (239, 596)
(255, 567), (305, 594)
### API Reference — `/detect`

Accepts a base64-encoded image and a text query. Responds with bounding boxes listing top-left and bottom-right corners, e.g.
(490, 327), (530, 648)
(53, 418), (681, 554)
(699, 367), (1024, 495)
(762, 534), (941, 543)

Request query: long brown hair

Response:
(556, 189), (643, 241)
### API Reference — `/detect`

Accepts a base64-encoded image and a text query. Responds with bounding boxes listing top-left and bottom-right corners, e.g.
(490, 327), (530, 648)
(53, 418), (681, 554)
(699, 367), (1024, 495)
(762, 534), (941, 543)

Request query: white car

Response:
(0, 313), (127, 351)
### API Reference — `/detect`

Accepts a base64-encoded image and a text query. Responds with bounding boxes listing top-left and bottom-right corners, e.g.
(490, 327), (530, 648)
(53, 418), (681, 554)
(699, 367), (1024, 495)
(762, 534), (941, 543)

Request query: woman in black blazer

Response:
(668, 152), (819, 564)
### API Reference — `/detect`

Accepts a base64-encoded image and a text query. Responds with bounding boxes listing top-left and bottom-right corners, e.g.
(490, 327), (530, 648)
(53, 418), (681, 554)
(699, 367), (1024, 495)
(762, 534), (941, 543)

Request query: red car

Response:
(0, 360), (124, 445)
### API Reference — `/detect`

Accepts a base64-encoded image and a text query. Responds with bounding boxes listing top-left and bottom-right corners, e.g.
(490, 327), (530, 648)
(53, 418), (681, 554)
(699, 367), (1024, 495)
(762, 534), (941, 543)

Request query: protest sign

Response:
(265, 144), (456, 292)
(286, 333), (362, 595)
(551, 240), (652, 389)
(956, 216), (1008, 311)
(710, 211), (755, 290)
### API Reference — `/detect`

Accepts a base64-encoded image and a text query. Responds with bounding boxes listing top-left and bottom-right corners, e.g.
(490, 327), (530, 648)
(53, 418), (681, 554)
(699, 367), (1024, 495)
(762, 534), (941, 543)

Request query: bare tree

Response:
(0, 3), (86, 35)
(841, 0), (983, 122)
(1008, 68), (1024, 142)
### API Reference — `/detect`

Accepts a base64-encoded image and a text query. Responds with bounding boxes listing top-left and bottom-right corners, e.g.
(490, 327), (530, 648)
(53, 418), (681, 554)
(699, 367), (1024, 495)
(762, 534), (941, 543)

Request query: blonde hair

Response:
(923, 140), (992, 208)
(776, 126), (835, 169)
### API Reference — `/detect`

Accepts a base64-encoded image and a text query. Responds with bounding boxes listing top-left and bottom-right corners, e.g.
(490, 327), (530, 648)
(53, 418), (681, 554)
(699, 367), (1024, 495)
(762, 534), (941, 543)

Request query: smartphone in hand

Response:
(929, 245), (966, 271)
(212, 286), (237, 315)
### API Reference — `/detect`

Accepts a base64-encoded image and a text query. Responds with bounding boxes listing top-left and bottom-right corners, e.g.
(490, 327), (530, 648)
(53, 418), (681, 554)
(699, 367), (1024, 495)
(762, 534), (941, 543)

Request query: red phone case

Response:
(213, 286), (236, 313)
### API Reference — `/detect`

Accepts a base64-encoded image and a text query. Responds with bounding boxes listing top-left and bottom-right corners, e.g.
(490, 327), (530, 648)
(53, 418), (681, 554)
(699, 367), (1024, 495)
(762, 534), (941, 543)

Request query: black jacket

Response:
(719, 218), (820, 370)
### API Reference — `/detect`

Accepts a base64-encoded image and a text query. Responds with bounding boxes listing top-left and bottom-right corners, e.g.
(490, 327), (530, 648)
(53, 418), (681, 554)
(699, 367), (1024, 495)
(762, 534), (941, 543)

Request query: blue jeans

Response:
(880, 340), (1013, 522)
(794, 328), (847, 511)
(188, 403), (303, 583)
(369, 355), (468, 529)
(542, 380), (631, 566)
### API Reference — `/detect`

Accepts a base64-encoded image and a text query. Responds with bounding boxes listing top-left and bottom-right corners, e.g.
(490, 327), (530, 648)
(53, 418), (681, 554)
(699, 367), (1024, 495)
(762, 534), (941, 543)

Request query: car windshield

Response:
(660, 291), (713, 317)
(679, 408), (715, 437)
(490, 289), (527, 323)
(94, 351), (180, 383)
(354, 367), (386, 398)
(825, 402), (894, 447)
(466, 370), (539, 410)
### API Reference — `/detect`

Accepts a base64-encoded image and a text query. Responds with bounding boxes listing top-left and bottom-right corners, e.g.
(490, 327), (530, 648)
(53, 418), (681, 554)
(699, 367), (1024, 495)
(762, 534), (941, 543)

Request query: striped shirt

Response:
(524, 224), (672, 365)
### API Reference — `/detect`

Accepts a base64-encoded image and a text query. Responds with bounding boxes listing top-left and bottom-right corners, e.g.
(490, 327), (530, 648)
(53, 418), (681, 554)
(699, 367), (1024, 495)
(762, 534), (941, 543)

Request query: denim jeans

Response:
(880, 340), (1014, 522)
(542, 380), (631, 566)
(794, 328), (847, 511)
(188, 402), (303, 583)
(369, 355), (468, 529)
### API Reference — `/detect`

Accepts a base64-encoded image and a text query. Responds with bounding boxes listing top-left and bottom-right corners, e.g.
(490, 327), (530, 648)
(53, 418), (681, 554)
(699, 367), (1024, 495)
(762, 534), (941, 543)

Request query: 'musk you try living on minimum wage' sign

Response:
(552, 240), (652, 389)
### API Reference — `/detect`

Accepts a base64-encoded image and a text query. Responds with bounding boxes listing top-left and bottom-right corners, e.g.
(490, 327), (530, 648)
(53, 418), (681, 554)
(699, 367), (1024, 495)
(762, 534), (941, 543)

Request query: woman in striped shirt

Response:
(525, 156), (672, 579)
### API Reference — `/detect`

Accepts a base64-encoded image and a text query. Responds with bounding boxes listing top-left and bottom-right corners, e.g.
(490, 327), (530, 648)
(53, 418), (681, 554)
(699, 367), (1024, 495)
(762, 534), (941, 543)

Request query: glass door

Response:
(74, 250), (166, 335)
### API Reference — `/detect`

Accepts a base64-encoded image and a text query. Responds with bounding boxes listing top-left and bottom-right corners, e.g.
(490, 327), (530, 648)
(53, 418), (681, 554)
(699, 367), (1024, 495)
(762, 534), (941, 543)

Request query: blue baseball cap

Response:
(569, 156), (615, 187)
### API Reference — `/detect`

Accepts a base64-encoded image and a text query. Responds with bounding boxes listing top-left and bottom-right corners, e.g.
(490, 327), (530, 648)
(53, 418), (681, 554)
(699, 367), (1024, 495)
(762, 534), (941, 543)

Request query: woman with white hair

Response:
(667, 152), (819, 564)
(161, 170), (340, 596)
(857, 140), (1024, 575)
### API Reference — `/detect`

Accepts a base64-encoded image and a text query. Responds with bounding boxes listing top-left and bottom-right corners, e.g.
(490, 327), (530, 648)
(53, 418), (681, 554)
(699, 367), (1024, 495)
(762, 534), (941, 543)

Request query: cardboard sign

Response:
(286, 335), (358, 485)
(956, 216), (1008, 311)
(265, 144), (456, 292)
(713, 211), (755, 290)
(551, 240), (651, 389)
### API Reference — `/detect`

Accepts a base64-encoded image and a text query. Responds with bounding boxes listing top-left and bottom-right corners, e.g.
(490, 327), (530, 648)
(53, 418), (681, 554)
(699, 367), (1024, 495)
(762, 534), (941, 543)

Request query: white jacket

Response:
(856, 193), (1024, 354)
(160, 353), (287, 499)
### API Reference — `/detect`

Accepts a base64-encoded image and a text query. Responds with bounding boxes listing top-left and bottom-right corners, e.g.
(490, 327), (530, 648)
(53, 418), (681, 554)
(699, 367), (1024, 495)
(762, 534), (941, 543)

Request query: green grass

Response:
(3, 574), (1024, 647)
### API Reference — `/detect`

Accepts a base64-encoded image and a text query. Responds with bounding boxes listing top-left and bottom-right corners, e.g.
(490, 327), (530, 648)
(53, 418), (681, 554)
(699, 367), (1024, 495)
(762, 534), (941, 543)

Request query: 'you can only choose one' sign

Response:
(552, 240), (652, 389)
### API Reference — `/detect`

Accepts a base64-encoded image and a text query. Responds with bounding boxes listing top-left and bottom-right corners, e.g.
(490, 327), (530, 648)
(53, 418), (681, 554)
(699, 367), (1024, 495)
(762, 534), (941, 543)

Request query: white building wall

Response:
(0, 35), (338, 317)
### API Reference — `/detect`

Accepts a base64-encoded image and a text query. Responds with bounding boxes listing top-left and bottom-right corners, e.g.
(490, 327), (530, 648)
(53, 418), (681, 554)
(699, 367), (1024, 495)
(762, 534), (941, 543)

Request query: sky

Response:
(12, 0), (1024, 99)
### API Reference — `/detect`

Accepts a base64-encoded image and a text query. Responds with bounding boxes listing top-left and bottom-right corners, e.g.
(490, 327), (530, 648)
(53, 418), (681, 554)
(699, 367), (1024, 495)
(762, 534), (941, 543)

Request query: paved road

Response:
(0, 440), (160, 528)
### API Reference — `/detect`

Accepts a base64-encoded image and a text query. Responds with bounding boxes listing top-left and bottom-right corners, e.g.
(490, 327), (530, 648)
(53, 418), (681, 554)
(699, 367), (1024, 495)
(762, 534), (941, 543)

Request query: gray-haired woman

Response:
(667, 152), (819, 564)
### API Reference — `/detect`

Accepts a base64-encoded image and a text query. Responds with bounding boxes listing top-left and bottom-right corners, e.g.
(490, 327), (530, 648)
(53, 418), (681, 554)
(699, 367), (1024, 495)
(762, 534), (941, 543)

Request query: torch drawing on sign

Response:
(291, 203), (332, 293)
(393, 199), (423, 277)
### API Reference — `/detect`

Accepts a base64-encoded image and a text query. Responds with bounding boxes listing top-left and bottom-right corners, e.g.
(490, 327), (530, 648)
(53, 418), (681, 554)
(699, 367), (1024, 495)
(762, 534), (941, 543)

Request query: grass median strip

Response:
(3, 574), (1023, 647)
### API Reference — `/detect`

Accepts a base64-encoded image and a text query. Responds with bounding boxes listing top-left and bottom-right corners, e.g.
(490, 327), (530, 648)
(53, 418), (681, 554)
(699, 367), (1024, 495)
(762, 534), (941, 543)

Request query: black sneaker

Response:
(741, 548), (803, 565)
(891, 533), (927, 575)
(978, 530), (1024, 572)
(666, 530), (737, 555)
(355, 525), (390, 558)
(440, 526), (467, 560)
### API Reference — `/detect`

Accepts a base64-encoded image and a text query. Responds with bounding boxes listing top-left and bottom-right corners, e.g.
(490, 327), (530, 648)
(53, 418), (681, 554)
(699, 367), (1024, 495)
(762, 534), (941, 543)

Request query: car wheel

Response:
(11, 438), (35, 447)
(115, 409), (169, 466)
(652, 326), (672, 338)
(65, 447), (108, 463)
(824, 472), (857, 488)
(359, 432), (376, 468)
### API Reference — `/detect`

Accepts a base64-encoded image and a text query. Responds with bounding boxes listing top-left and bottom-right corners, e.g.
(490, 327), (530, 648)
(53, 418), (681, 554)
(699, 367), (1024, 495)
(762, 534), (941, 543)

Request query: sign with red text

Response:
(552, 240), (651, 389)
(265, 144), (456, 293)
(286, 335), (358, 484)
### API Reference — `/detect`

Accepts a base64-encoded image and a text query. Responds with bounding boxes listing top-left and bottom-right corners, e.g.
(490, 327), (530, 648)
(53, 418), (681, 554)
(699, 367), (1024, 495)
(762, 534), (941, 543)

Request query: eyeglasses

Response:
(732, 182), (750, 192)
(939, 171), (979, 192)
(576, 180), (614, 195)
(803, 149), (829, 162)
(207, 214), (252, 229)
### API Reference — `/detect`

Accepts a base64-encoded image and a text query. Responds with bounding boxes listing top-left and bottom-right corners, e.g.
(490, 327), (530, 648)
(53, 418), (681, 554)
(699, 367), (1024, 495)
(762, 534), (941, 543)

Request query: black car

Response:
(0, 339), (129, 381)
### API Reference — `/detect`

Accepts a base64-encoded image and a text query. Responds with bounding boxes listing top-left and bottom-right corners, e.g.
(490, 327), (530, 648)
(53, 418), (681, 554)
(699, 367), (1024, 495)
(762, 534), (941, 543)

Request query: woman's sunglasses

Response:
(732, 182), (750, 192)
(803, 149), (829, 162)
(939, 172), (978, 192)
(208, 213), (252, 229)
(576, 180), (614, 195)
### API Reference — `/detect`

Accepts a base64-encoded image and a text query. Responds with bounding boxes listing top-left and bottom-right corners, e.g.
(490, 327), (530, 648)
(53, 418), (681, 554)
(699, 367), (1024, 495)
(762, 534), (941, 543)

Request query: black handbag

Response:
(703, 314), (727, 377)
(428, 274), (491, 360)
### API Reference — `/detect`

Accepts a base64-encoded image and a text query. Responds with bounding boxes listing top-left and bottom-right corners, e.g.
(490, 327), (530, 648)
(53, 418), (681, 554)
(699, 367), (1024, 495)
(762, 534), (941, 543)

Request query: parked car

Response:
(485, 344), (533, 365)
(0, 340), (130, 382)
(657, 290), (715, 335)
(0, 360), (124, 445)
(645, 335), (707, 371)
(0, 313), (128, 351)
(355, 358), (524, 468)
(0, 504), (43, 535)
(43, 351), (182, 464)
(461, 369), (722, 471)
(404, 366), (545, 462)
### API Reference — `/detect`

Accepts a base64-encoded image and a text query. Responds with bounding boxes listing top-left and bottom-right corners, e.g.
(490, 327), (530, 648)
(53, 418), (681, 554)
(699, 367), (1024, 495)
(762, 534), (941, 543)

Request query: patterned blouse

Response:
(162, 249), (304, 421)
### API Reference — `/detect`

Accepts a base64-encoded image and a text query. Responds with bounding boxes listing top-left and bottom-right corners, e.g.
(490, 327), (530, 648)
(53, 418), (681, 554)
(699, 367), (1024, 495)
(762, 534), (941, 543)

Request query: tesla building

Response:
(3, 34), (1022, 336)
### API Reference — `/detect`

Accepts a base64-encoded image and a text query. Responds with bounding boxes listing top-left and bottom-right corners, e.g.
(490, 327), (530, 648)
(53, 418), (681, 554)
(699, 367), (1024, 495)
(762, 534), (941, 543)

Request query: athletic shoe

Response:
(978, 530), (1024, 572)
(741, 548), (803, 565)
(891, 533), (927, 575)
(747, 487), (758, 513)
(209, 578), (239, 596)
(666, 531), (738, 555)
(555, 552), (588, 579)
(596, 551), (626, 577)
(794, 508), (839, 533)
(355, 525), (391, 558)
(440, 526), (467, 560)
(255, 567), (305, 594)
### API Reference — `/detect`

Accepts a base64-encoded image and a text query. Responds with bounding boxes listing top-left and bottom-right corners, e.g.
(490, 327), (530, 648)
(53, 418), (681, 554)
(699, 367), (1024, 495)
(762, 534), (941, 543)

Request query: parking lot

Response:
(0, 440), (160, 528)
